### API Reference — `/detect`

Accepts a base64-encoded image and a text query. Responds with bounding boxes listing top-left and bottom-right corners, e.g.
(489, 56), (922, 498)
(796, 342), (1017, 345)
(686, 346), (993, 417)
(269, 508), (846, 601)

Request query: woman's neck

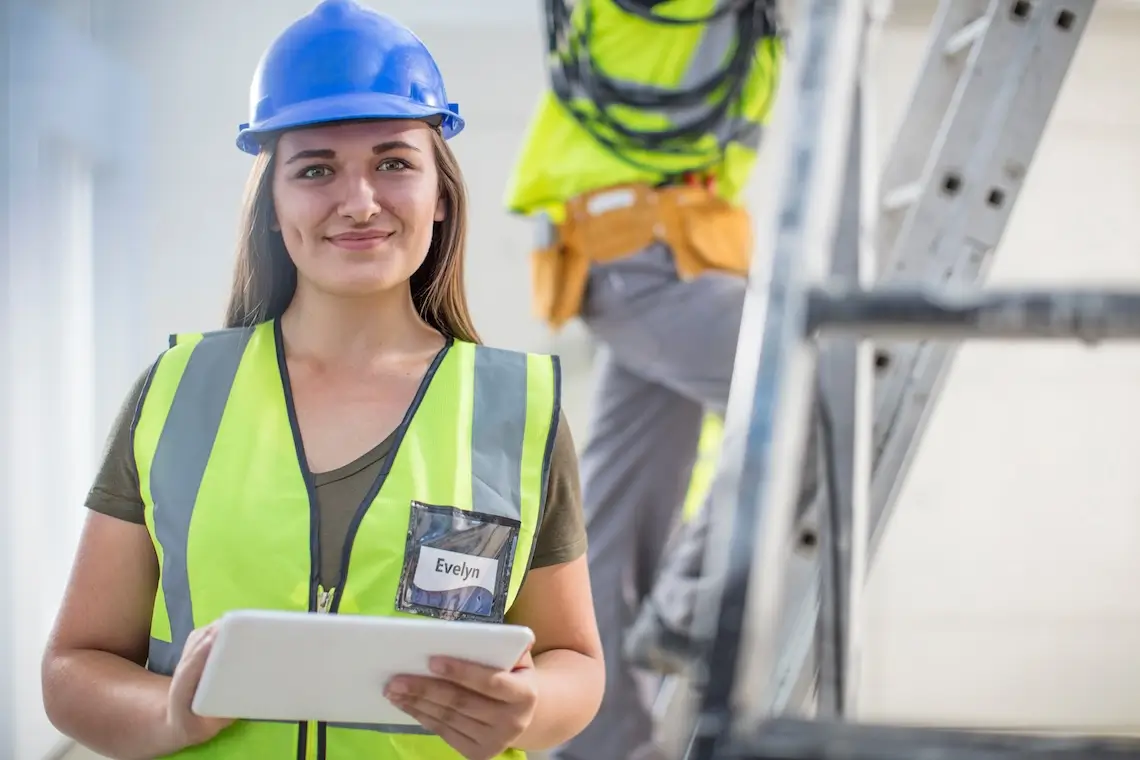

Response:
(278, 282), (443, 369)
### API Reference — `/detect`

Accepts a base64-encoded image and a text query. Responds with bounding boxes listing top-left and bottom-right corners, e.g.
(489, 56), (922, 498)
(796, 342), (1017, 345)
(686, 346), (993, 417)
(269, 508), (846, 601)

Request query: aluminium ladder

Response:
(647, 0), (1094, 726)
(785, 0), (1098, 717)
(679, 0), (1140, 759)
(642, 0), (1096, 738)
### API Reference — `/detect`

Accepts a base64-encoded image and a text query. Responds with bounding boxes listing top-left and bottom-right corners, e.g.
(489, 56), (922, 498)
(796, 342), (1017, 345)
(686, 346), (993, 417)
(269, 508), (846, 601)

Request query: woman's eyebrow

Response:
(284, 148), (335, 164)
(284, 141), (420, 165)
(372, 140), (421, 154)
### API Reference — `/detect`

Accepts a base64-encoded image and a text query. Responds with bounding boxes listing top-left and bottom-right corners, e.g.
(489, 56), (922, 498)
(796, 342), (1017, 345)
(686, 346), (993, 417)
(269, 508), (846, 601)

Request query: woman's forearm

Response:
(515, 648), (605, 751)
(43, 649), (181, 760)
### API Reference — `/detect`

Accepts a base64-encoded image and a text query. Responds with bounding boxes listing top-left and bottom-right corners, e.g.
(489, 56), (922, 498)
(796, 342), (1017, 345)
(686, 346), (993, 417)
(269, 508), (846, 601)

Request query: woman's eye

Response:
(378, 158), (408, 172)
(298, 166), (331, 179)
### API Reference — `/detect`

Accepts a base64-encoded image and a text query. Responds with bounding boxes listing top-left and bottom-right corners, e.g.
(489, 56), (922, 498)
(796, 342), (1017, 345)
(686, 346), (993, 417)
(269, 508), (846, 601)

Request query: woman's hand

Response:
(165, 623), (234, 749)
(386, 650), (538, 760)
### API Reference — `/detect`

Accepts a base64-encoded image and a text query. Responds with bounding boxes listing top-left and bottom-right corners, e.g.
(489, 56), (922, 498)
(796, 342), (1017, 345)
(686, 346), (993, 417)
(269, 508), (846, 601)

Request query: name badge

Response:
(413, 546), (499, 594)
(395, 501), (521, 623)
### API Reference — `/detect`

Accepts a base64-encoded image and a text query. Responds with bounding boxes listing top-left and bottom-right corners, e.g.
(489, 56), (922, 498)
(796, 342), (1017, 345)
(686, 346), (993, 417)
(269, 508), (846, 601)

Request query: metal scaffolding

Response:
(679, 1), (1140, 758)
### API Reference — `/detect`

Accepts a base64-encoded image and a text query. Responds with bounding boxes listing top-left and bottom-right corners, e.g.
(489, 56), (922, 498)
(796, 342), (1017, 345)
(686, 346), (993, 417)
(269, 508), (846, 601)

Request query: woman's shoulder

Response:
(531, 409), (586, 567)
(84, 364), (156, 524)
(550, 410), (577, 469)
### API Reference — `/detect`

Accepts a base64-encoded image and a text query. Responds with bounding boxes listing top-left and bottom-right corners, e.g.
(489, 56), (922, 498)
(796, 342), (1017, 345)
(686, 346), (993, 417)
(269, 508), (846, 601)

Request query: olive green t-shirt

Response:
(85, 368), (587, 589)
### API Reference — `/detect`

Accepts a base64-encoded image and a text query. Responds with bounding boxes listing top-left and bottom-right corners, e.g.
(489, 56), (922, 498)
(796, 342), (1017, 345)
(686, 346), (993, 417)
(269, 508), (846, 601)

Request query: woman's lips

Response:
(326, 230), (393, 251)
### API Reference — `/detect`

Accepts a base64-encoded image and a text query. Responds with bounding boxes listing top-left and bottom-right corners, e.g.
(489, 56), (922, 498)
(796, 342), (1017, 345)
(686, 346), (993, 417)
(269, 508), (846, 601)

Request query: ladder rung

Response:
(730, 717), (1140, 760)
(881, 181), (922, 211)
(943, 14), (990, 57)
(807, 286), (1140, 342)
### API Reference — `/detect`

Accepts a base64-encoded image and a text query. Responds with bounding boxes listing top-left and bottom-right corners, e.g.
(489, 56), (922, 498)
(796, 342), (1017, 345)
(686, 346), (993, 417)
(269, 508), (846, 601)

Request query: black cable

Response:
(813, 374), (848, 715)
(542, 0), (782, 175)
(555, 2), (765, 149)
(612, 0), (752, 25)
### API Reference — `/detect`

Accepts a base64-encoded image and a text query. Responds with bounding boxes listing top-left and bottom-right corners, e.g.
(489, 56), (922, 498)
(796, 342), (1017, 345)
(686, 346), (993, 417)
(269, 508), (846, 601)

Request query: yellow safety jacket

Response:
(503, 0), (783, 222)
(133, 320), (561, 760)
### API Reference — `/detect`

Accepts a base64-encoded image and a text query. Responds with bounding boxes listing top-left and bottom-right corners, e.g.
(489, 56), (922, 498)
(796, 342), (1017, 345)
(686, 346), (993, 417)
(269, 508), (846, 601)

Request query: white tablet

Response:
(191, 609), (535, 726)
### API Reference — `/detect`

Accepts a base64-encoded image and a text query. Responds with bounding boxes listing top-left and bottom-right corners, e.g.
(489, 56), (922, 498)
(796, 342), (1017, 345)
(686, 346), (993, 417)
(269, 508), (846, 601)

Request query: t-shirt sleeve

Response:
(84, 367), (152, 525)
(529, 410), (587, 569)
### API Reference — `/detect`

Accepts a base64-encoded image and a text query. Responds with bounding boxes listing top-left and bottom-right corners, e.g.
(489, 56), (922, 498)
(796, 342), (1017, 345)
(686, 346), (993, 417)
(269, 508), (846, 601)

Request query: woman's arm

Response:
(42, 512), (184, 760)
(505, 555), (605, 751)
(41, 371), (185, 760)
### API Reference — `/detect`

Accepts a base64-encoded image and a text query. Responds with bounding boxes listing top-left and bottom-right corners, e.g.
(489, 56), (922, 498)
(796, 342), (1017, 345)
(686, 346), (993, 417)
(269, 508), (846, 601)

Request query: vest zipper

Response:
(303, 585), (336, 760)
(283, 332), (450, 760)
(317, 586), (335, 614)
(276, 319), (326, 760)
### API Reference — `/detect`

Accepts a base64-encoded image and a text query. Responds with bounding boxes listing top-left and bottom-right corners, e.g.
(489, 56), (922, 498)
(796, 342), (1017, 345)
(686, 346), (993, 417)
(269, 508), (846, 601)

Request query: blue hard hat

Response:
(236, 0), (464, 155)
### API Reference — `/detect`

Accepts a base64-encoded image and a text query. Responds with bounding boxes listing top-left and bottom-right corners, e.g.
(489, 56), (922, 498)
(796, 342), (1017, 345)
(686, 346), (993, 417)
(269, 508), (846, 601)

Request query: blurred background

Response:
(2, 1), (1138, 758)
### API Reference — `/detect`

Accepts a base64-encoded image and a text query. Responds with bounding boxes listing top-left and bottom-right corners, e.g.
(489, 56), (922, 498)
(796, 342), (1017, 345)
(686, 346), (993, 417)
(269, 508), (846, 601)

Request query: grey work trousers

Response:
(554, 242), (747, 760)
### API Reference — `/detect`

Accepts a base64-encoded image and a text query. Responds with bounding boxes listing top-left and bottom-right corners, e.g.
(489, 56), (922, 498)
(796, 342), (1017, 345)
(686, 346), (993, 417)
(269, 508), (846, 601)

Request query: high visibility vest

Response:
(503, 0), (783, 223)
(133, 320), (561, 760)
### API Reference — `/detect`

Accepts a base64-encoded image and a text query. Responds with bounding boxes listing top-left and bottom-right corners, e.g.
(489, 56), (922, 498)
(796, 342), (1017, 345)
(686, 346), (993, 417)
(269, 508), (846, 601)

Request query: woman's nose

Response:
(338, 175), (381, 223)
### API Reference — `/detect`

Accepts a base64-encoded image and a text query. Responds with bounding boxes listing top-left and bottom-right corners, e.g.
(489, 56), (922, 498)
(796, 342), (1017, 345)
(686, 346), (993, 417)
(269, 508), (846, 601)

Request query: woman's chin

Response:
(309, 267), (411, 299)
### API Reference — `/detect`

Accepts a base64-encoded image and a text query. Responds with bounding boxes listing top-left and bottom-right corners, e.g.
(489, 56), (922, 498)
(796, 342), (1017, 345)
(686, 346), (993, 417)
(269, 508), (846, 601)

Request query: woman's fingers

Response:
(395, 702), (485, 759)
(389, 687), (492, 735)
(183, 631), (217, 709)
(172, 624), (217, 712)
(386, 675), (498, 725)
(424, 656), (532, 703)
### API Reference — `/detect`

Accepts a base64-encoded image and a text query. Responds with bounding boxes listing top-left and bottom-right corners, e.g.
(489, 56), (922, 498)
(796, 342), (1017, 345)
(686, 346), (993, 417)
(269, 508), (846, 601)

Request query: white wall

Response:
(5, 1), (1139, 759)
(4, 2), (151, 758)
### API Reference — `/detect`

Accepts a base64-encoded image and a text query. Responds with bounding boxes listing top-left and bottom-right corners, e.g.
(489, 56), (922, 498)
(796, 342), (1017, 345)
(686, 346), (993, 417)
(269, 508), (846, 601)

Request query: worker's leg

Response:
(557, 242), (747, 760)
(625, 398), (825, 675)
(555, 347), (705, 760)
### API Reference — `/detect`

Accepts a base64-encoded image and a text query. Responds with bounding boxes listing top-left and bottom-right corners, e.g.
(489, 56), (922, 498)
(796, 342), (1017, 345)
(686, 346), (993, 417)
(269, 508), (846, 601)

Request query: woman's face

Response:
(272, 119), (445, 297)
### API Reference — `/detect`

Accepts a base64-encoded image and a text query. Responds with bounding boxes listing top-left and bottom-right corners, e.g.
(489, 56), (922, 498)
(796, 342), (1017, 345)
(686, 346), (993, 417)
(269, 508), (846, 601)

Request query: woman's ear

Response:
(434, 196), (447, 223)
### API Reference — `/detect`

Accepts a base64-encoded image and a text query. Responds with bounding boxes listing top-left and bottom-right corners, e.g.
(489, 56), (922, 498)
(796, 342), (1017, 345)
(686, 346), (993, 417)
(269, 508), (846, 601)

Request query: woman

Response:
(40, 2), (604, 759)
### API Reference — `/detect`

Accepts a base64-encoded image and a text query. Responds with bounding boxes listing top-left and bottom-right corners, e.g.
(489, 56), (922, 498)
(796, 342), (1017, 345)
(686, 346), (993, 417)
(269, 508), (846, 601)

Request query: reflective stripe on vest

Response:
(132, 320), (559, 760)
(147, 327), (251, 673)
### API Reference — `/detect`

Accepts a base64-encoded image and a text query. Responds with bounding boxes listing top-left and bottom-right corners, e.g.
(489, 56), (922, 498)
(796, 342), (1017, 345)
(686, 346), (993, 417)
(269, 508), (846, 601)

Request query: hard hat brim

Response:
(236, 91), (465, 155)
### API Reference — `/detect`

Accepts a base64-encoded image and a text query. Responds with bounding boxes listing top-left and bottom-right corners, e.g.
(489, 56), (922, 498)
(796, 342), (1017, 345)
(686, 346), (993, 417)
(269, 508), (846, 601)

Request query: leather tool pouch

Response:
(528, 183), (753, 330)
(529, 212), (590, 331)
(660, 186), (753, 281)
(529, 186), (658, 330)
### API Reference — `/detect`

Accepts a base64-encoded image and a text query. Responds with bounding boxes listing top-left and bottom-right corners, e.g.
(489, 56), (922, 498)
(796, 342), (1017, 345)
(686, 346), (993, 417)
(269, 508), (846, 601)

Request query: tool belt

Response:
(530, 181), (754, 330)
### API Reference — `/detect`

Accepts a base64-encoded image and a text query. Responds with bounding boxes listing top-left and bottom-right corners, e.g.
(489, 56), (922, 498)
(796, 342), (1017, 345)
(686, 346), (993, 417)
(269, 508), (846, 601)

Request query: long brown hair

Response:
(223, 127), (481, 343)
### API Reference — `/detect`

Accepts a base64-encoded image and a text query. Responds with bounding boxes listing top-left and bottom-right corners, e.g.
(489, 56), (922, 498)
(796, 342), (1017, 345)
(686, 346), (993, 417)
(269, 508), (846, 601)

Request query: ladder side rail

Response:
(812, 99), (862, 718)
(813, 55), (878, 716)
(686, 0), (868, 752)
(842, 0), (885, 713)
(686, 0), (868, 753)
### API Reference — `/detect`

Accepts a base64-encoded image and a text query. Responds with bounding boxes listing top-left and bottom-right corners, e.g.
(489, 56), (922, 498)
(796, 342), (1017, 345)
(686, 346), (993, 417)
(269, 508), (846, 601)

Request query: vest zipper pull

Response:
(317, 586), (335, 613)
